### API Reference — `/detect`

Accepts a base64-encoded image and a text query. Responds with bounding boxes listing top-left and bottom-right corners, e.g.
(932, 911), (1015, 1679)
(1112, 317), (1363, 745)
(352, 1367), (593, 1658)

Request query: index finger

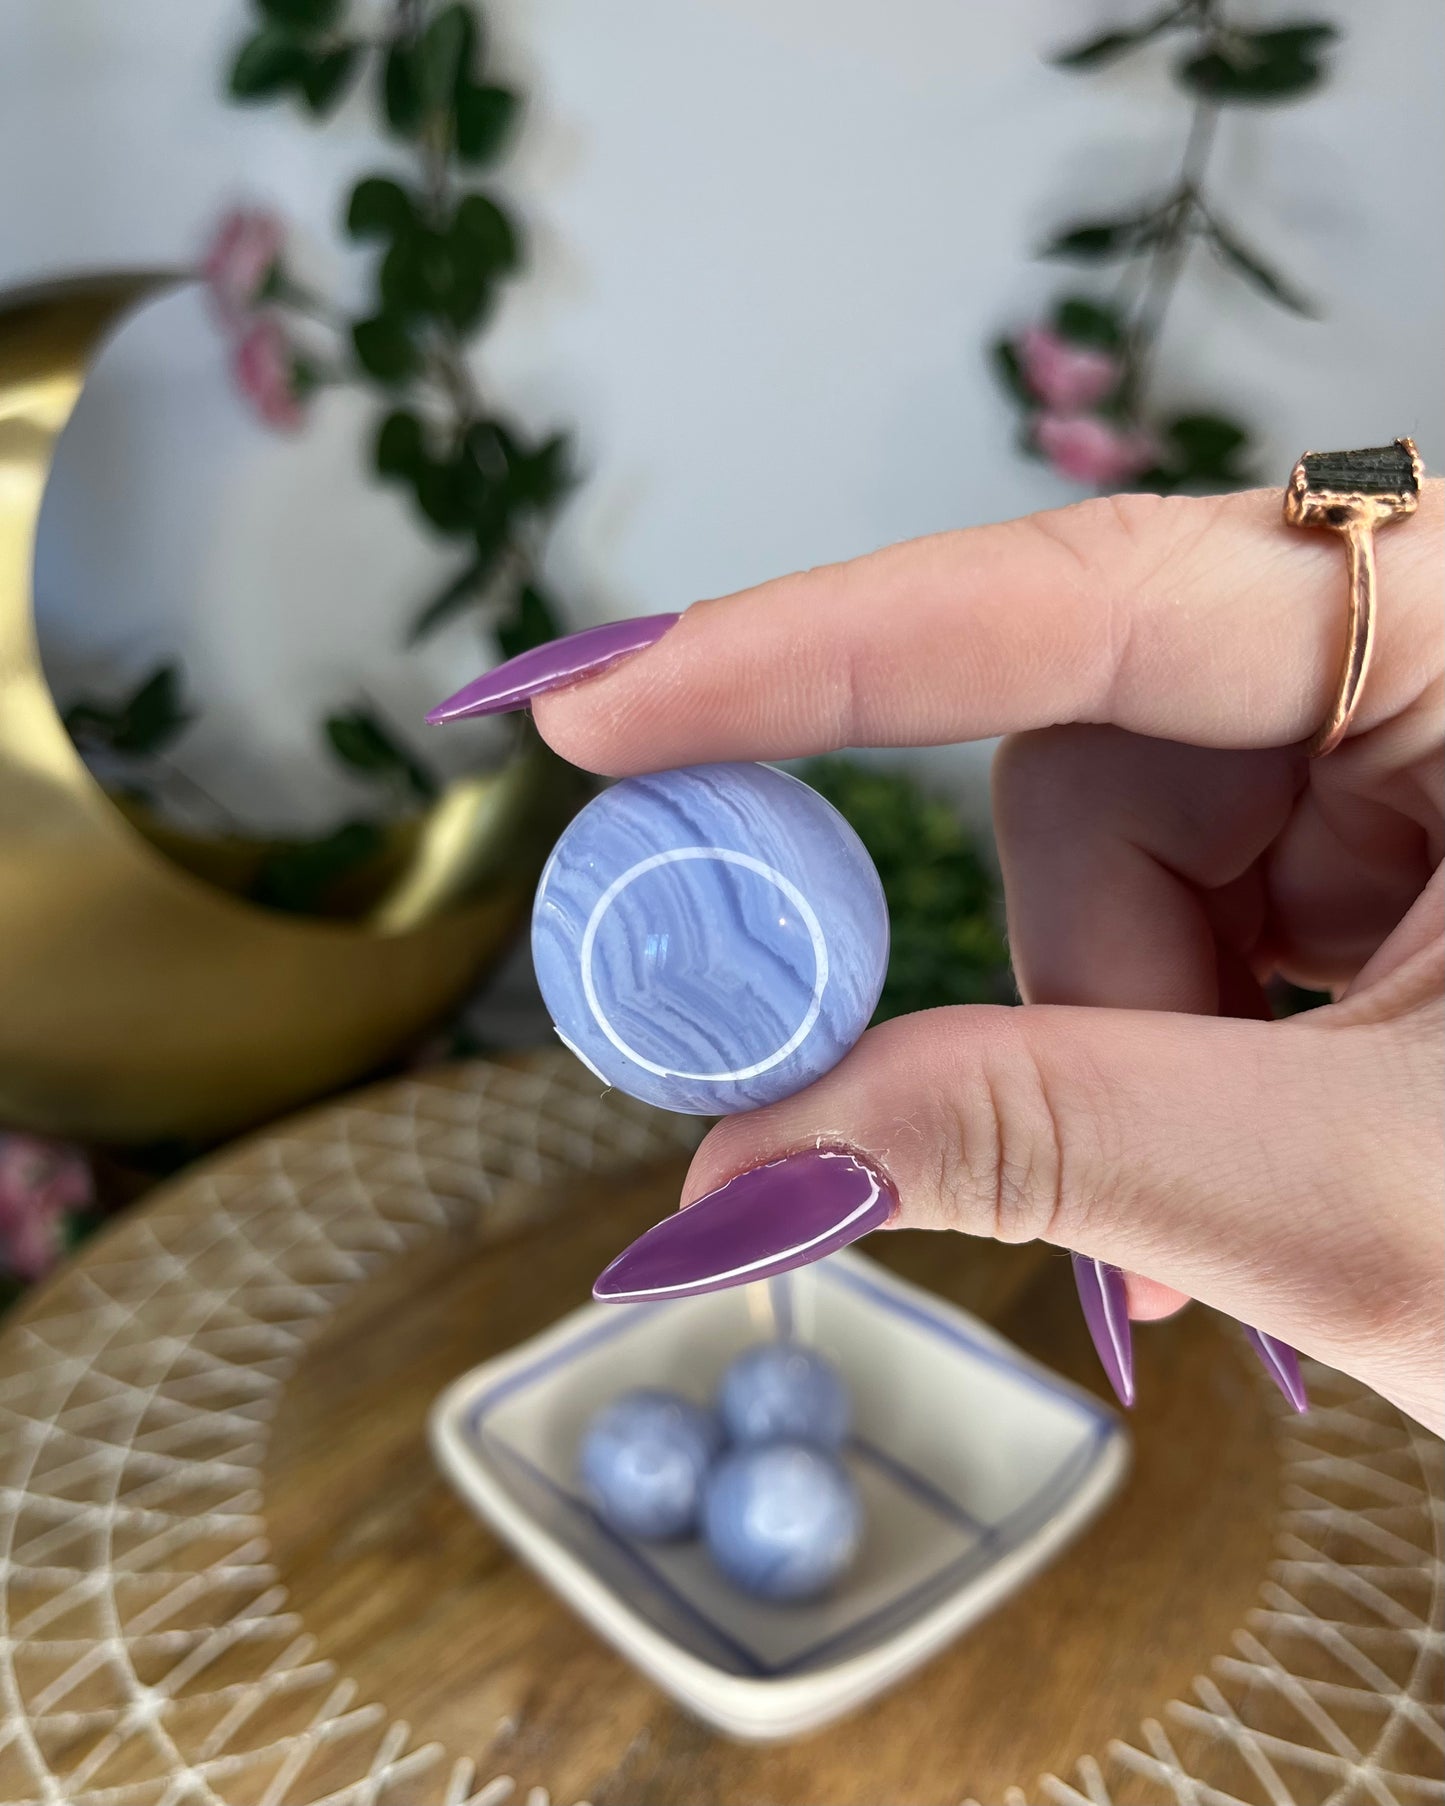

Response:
(528, 483), (1441, 775)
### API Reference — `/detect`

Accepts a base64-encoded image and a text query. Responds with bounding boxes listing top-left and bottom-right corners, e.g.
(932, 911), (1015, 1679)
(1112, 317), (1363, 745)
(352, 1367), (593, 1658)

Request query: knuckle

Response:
(929, 1009), (1085, 1246)
(1021, 489), (1231, 720)
(1093, 487), (1182, 550)
(1023, 490), (1173, 578)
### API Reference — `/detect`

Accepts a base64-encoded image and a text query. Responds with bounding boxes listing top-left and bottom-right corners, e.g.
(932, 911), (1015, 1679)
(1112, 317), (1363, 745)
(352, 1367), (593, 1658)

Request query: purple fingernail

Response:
(1071, 1254), (1135, 1409)
(593, 1149), (896, 1303)
(1243, 1326), (1309, 1412)
(426, 612), (681, 724)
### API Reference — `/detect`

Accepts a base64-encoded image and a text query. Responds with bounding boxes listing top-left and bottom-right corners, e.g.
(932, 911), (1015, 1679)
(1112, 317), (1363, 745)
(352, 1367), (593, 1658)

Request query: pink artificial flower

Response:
(0, 1133), (92, 1283)
(1017, 325), (1120, 413)
(1035, 412), (1159, 488)
(202, 206), (286, 329)
(233, 317), (306, 432)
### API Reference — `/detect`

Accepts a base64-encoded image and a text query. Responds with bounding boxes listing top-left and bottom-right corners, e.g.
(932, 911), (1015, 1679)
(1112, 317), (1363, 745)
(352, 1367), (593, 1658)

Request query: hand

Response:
(506, 485), (1441, 1429)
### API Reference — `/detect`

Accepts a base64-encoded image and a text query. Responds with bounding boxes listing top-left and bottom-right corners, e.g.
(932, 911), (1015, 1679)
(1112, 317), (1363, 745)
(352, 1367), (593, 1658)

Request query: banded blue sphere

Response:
(578, 1389), (723, 1541)
(532, 763), (889, 1115)
(717, 1343), (851, 1449)
(702, 1442), (863, 1602)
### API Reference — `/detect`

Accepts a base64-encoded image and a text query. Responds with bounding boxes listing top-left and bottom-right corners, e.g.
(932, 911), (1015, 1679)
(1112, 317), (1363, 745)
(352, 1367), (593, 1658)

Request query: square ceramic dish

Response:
(429, 1250), (1129, 1739)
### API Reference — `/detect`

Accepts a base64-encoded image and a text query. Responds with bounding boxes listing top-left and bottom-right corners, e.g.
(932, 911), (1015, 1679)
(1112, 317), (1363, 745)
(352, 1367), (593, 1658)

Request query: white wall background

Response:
(3, 0), (1441, 831)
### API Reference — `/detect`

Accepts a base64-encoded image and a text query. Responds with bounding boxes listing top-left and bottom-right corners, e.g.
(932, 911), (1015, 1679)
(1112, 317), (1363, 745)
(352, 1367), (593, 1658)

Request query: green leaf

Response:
(378, 232), (433, 314)
(378, 224), (493, 327)
(1250, 24), (1338, 54)
(1177, 23), (1337, 103)
(374, 408), (427, 479)
(256, 0), (343, 31)
(346, 175), (415, 239)
(116, 665), (192, 755)
(1052, 294), (1126, 349)
(418, 2), (475, 113)
(351, 314), (419, 382)
(407, 553), (501, 642)
(251, 820), (385, 915)
(1050, 9), (1178, 69)
(1042, 215), (1154, 261)
(299, 43), (361, 115)
(440, 262), (493, 331)
(63, 664), (192, 758)
(990, 338), (1031, 405)
(455, 83), (519, 163)
(62, 701), (118, 744)
(462, 419), (509, 481)
(325, 708), (438, 800)
(425, 193), (518, 327)
(452, 192), (519, 273)
(229, 27), (309, 99)
(381, 40), (424, 136)
(1051, 29), (1147, 69)
(1166, 411), (1251, 479)
(413, 459), (476, 533)
(1206, 219), (1318, 316)
(503, 430), (571, 512)
(495, 583), (561, 660)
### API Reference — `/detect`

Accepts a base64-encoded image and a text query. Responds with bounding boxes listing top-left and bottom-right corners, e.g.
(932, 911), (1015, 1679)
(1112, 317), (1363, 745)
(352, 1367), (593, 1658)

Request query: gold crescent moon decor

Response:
(0, 274), (582, 1145)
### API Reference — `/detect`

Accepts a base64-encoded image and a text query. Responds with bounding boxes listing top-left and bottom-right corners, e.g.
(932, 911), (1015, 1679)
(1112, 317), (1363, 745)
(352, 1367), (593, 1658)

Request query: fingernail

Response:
(1243, 1326), (1309, 1412)
(1071, 1254), (1135, 1409)
(593, 1149), (896, 1303)
(426, 613), (681, 723)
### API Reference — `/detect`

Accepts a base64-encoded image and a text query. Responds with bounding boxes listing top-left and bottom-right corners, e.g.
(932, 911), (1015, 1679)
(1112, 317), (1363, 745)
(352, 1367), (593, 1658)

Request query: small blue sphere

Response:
(531, 763), (889, 1115)
(702, 1443), (863, 1602)
(578, 1389), (723, 1541)
(718, 1344), (851, 1450)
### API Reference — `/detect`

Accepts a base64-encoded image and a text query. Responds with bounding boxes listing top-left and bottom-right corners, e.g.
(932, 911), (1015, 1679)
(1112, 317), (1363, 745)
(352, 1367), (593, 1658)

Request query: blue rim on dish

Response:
(461, 1259), (1121, 1679)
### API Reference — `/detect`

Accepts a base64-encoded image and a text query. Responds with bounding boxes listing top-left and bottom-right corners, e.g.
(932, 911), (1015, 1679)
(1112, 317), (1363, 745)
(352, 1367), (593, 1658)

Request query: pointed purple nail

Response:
(1243, 1326), (1309, 1412)
(594, 1149), (895, 1303)
(426, 612), (681, 724)
(1071, 1254), (1135, 1409)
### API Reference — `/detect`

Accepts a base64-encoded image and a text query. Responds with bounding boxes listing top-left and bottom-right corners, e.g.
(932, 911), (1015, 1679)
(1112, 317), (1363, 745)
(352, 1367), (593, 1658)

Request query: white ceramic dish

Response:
(429, 1250), (1129, 1740)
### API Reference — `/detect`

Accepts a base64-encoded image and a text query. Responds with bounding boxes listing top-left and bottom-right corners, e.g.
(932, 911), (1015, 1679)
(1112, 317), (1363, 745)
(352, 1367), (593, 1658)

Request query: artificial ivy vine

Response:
(229, 0), (572, 650)
(994, 1), (1340, 492)
(62, 0), (572, 911)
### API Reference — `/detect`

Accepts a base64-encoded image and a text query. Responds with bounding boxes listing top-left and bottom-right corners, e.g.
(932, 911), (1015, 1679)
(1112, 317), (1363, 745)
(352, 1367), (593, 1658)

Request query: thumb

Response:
(592, 1001), (1435, 1397)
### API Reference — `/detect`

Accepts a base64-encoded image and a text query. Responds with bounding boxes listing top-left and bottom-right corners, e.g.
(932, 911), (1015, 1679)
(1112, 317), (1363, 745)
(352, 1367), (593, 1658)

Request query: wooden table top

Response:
(1, 1052), (1439, 1806)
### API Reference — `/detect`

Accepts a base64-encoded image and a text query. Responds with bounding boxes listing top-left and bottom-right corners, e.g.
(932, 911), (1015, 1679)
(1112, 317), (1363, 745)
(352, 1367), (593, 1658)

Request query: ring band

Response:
(1284, 436), (1423, 756)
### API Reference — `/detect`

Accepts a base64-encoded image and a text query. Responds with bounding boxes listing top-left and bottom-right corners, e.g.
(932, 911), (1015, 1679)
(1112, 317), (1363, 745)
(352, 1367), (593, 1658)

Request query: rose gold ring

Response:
(1284, 436), (1423, 756)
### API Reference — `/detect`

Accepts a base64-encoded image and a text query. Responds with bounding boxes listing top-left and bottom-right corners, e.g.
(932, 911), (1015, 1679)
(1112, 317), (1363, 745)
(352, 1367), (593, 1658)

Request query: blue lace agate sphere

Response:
(717, 1344), (851, 1449)
(578, 1389), (723, 1541)
(702, 1442), (863, 1602)
(532, 763), (889, 1114)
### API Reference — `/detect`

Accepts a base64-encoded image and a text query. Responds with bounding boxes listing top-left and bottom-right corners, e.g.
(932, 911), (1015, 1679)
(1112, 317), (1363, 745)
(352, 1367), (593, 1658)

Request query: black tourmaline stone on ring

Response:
(1299, 441), (1421, 499)
(1283, 434), (1422, 756)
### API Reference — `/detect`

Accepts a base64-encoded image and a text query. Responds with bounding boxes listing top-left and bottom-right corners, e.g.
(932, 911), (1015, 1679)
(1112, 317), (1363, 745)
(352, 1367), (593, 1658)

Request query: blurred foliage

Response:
(60, 1), (575, 909)
(324, 706), (438, 802)
(996, 0), (1339, 493)
(60, 666), (441, 916)
(806, 758), (1331, 1028)
(801, 758), (1012, 1023)
(248, 819), (387, 914)
(227, 0), (572, 658)
(64, 665), (191, 759)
